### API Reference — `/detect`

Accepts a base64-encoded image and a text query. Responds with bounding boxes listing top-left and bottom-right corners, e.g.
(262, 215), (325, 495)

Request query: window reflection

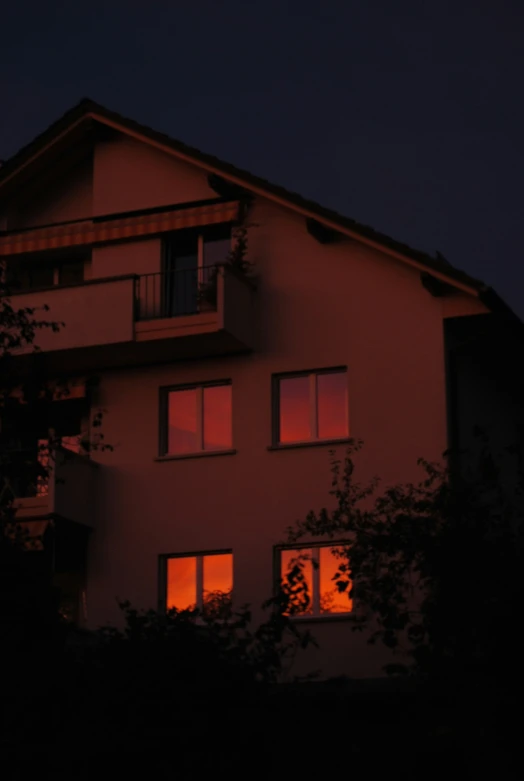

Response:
(15, 261), (55, 290)
(167, 389), (198, 454)
(276, 370), (348, 445)
(319, 546), (352, 613)
(59, 261), (84, 286)
(203, 238), (231, 268)
(281, 548), (313, 615)
(203, 552), (233, 619)
(317, 372), (348, 440)
(165, 552), (233, 619)
(203, 385), (232, 451)
(167, 556), (197, 611)
(280, 545), (352, 617)
(279, 376), (310, 443)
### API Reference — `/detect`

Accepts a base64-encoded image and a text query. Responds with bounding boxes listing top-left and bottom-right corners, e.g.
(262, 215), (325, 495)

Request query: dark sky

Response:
(1, 0), (523, 315)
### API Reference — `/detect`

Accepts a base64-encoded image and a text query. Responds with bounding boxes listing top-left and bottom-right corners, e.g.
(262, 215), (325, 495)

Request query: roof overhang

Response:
(0, 100), (515, 312)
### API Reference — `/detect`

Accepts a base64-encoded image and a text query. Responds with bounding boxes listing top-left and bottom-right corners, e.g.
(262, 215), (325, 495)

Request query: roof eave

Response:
(0, 99), (517, 318)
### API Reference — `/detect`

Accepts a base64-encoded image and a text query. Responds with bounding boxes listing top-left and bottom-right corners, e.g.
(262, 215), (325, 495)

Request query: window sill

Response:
(289, 612), (355, 625)
(155, 449), (237, 462)
(267, 437), (352, 452)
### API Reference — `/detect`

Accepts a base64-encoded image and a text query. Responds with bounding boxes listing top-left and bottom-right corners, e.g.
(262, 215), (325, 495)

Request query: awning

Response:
(0, 200), (239, 256)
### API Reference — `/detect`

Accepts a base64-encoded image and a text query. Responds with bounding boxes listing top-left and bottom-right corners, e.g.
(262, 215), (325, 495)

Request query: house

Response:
(0, 100), (522, 679)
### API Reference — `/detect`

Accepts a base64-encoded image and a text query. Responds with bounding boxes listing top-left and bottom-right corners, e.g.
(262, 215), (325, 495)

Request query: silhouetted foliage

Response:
(198, 222), (256, 305)
(286, 435), (524, 689)
(0, 262), (111, 651)
(96, 593), (314, 690)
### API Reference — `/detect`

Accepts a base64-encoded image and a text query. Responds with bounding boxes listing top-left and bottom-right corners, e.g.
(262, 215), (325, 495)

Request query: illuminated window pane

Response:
(279, 376), (311, 443)
(168, 389), (198, 454)
(319, 547), (352, 614)
(203, 385), (232, 451)
(281, 548), (313, 615)
(317, 372), (348, 440)
(203, 553), (233, 619)
(167, 556), (197, 611)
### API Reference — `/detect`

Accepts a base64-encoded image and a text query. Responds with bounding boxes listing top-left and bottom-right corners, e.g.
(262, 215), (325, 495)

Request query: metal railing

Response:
(135, 266), (220, 322)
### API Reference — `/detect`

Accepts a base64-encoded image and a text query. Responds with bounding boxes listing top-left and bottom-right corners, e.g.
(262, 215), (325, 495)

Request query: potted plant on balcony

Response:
(197, 265), (219, 312)
(197, 224), (255, 312)
(227, 224), (254, 278)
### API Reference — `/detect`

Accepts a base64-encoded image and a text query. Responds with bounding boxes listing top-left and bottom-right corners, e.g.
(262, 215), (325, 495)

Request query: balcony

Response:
(2, 446), (98, 529)
(8, 264), (254, 372)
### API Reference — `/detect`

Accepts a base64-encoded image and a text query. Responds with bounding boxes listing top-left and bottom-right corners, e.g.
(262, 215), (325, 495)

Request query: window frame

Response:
(158, 548), (233, 614)
(5, 257), (85, 292)
(159, 379), (233, 457)
(275, 542), (353, 619)
(162, 225), (232, 271)
(272, 367), (349, 446)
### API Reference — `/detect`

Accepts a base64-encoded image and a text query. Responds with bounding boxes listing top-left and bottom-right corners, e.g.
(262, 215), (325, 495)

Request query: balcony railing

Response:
(7, 275), (136, 354)
(1, 445), (98, 528)
(135, 266), (219, 321)
(5, 263), (254, 367)
(0, 447), (49, 501)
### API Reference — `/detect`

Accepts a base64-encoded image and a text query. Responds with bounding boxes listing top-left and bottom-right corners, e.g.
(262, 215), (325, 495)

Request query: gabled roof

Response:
(0, 98), (517, 320)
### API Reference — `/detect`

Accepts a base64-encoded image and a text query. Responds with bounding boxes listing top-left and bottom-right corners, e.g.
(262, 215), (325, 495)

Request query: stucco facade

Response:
(0, 102), (495, 679)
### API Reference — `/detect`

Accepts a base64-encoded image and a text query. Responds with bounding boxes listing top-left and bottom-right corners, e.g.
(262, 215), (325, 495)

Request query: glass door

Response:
(163, 234), (199, 316)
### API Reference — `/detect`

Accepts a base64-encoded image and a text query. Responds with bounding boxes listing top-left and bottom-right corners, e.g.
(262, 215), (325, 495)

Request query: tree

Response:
(0, 262), (111, 649)
(284, 436), (524, 689)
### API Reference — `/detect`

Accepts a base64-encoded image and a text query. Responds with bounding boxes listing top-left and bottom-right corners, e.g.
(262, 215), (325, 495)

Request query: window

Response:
(162, 551), (233, 620)
(273, 368), (348, 445)
(57, 260), (84, 286)
(278, 545), (352, 617)
(6, 257), (84, 291)
(160, 381), (232, 456)
(162, 225), (231, 316)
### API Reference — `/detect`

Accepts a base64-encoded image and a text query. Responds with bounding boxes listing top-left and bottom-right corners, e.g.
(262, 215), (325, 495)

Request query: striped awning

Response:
(0, 199), (239, 256)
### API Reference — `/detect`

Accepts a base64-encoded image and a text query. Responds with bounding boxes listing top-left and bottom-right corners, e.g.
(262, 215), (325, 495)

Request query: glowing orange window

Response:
(275, 369), (348, 445)
(163, 382), (232, 456)
(279, 545), (352, 616)
(165, 551), (233, 620)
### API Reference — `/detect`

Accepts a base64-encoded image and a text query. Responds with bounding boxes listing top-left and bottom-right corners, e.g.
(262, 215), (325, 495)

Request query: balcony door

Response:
(163, 236), (199, 316)
(162, 227), (232, 317)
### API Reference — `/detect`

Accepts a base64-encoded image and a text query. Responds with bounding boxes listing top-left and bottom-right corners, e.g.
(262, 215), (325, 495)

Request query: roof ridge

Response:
(0, 98), (517, 322)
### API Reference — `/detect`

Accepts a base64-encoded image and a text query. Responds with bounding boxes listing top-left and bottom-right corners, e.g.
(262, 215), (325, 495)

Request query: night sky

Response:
(1, 0), (523, 316)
